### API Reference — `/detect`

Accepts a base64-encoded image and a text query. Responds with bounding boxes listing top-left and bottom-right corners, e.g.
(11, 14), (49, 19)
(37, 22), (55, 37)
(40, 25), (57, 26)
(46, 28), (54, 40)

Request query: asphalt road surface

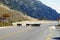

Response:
(0, 23), (60, 40)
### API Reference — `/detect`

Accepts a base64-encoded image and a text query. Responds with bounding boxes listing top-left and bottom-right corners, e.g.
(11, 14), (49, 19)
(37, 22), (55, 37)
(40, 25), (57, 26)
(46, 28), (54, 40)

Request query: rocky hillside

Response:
(0, 0), (60, 20)
(0, 5), (38, 26)
(0, 5), (37, 22)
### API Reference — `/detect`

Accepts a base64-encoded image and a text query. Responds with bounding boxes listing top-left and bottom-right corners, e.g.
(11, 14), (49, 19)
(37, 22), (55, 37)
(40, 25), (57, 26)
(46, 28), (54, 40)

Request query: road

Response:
(0, 23), (60, 40)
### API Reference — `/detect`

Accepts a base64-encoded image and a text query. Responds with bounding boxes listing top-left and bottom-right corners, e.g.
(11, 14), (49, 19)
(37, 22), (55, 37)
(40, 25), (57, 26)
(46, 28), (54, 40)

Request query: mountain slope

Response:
(0, 5), (37, 22)
(0, 0), (60, 20)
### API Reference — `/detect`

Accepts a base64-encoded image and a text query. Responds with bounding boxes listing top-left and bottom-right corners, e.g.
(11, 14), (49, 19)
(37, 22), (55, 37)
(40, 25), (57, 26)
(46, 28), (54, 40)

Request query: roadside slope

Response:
(0, 5), (38, 26)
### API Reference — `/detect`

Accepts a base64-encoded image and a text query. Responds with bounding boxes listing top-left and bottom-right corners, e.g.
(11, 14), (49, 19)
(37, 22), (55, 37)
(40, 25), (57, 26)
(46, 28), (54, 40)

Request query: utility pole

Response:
(58, 18), (60, 26)
(58, 18), (60, 34)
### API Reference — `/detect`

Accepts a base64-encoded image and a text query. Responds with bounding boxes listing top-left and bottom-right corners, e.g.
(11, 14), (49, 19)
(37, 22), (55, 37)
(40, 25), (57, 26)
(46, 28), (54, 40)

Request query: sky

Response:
(39, 0), (60, 13)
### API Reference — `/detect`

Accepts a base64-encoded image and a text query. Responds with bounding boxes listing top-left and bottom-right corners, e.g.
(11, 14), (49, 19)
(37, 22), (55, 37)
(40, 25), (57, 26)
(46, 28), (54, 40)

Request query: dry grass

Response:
(0, 22), (11, 26)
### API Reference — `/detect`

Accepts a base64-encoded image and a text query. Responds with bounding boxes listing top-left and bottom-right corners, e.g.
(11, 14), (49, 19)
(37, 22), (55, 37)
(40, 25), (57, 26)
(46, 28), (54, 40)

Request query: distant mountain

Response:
(0, 0), (60, 20)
